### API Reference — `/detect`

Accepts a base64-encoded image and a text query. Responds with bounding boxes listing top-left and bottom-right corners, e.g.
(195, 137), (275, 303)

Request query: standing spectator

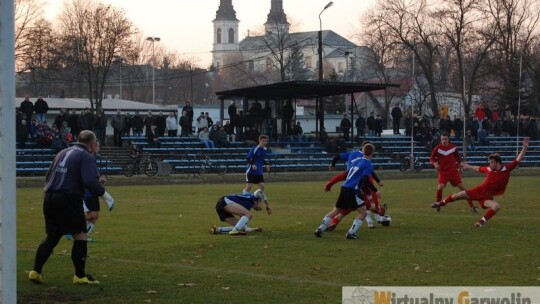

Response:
(492, 106), (501, 136)
(179, 111), (192, 136)
(367, 112), (375, 136)
(182, 101), (194, 128)
(232, 111), (244, 141)
(282, 101), (294, 136)
(93, 110), (107, 144)
(143, 110), (154, 136)
(291, 121), (304, 142)
(166, 112), (178, 137)
(34, 96), (49, 123)
(123, 112), (132, 137)
(467, 115), (479, 141)
(205, 112), (214, 129)
(243, 135), (270, 194)
(110, 109), (125, 147)
(68, 110), (79, 140)
(17, 119), (28, 148)
(228, 101), (237, 120)
(224, 120), (236, 142)
(198, 126), (215, 149)
(132, 111), (144, 137)
(474, 103), (486, 121)
(54, 108), (68, 130)
(355, 113), (365, 138)
(28, 130), (114, 285)
(375, 114), (383, 137)
(453, 116), (463, 140)
(154, 111), (166, 137)
(20, 96), (34, 122)
(391, 104), (403, 134)
(340, 114), (352, 141)
(78, 108), (93, 132)
(196, 112), (208, 133)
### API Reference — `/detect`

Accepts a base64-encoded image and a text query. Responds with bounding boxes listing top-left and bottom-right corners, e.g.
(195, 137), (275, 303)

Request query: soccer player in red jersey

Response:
(431, 137), (529, 227)
(430, 133), (476, 212)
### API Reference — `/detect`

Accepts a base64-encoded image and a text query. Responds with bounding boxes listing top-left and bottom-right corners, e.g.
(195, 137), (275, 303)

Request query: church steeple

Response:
(212, 0), (240, 69)
(213, 0), (239, 22)
(264, 0), (289, 34)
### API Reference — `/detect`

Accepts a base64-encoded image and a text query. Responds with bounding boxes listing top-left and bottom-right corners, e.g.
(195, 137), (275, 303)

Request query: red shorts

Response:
(438, 171), (462, 187)
(466, 186), (493, 209)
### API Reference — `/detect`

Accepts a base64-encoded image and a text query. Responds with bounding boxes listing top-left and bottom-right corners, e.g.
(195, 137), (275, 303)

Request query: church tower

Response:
(212, 0), (240, 69)
(264, 0), (289, 34)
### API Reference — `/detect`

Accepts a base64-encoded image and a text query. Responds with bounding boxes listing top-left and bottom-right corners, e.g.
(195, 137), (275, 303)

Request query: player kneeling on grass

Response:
(431, 137), (528, 227)
(314, 143), (379, 240)
(210, 189), (272, 235)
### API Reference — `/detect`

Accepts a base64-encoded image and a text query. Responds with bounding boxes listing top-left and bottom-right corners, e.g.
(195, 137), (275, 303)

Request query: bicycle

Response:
(193, 153), (227, 176)
(399, 154), (424, 172)
(123, 152), (159, 177)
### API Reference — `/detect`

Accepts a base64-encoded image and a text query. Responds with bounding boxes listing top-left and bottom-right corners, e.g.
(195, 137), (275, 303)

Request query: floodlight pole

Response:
(146, 36), (160, 105)
(317, 1), (333, 136)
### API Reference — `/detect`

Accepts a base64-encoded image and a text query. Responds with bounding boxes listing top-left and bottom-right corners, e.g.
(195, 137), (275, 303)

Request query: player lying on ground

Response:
(431, 137), (529, 227)
(210, 189), (272, 235)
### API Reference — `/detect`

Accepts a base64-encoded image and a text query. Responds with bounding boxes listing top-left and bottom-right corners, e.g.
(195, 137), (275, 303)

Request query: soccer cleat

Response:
(368, 224), (375, 229)
(471, 207), (478, 213)
(209, 225), (217, 234)
(383, 203), (388, 213)
(345, 233), (358, 240)
(314, 229), (323, 238)
(73, 274), (100, 285)
(431, 202), (441, 212)
(87, 237), (96, 242)
(474, 221), (484, 228)
(29, 270), (44, 284)
(254, 227), (263, 232)
(65, 234), (72, 241)
(228, 229), (246, 236)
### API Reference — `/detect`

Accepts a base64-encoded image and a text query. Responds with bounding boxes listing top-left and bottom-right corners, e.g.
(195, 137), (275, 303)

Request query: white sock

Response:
(234, 216), (250, 231)
(86, 222), (94, 234)
(375, 214), (383, 222)
(217, 226), (233, 233)
(245, 226), (259, 232)
(347, 218), (363, 235)
(365, 211), (374, 226)
(317, 216), (332, 231)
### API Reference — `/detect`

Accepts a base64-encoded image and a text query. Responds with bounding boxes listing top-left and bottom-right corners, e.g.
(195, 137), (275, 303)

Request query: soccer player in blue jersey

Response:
(210, 190), (272, 235)
(243, 135), (270, 194)
(314, 143), (378, 240)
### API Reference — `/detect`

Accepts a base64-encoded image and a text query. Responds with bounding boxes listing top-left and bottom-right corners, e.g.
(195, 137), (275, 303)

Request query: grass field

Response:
(17, 176), (540, 303)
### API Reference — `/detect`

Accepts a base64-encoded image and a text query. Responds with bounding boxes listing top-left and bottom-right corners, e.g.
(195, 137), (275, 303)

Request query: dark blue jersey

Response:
(44, 144), (105, 198)
(246, 145), (267, 175)
(342, 157), (373, 189)
(224, 193), (258, 210)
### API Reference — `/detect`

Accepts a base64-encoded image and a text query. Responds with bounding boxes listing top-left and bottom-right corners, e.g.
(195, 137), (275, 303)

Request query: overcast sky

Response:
(44, 0), (376, 67)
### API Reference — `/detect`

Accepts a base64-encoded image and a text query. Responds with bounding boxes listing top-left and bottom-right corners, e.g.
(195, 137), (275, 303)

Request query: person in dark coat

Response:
(182, 102), (194, 134)
(228, 101), (237, 120)
(154, 111), (166, 137)
(391, 104), (403, 134)
(20, 96), (34, 122)
(355, 114), (365, 138)
(367, 112), (376, 136)
(34, 96), (49, 123)
(131, 111), (144, 137)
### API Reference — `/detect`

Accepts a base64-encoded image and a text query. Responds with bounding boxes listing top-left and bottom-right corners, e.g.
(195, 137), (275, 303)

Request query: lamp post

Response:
(146, 36), (160, 104)
(114, 56), (125, 99)
(316, 1), (333, 136)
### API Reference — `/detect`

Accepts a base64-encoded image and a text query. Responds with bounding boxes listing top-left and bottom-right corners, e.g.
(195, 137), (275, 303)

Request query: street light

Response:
(316, 1), (333, 135)
(146, 36), (160, 104)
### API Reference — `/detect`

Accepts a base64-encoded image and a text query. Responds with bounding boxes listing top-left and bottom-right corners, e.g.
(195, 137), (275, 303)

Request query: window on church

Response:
(306, 56), (312, 68)
(338, 62), (344, 73)
(266, 58), (273, 71)
(217, 28), (222, 43)
(228, 28), (234, 43)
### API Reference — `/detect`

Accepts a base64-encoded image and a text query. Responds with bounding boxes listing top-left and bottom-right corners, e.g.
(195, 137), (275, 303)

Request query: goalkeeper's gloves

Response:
(101, 191), (115, 211)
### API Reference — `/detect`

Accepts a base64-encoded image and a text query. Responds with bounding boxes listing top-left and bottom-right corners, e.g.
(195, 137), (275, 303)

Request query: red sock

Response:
(480, 208), (497, 223)
(441, 195), (454, 205)
(466, 199), (474, 208)
(436, 189), (443, 202)
(330, 216), (340, 226)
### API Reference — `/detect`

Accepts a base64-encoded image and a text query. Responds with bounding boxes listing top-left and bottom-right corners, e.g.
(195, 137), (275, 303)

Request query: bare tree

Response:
(15, 0), (44, 63)
(58, 0), (133, 111)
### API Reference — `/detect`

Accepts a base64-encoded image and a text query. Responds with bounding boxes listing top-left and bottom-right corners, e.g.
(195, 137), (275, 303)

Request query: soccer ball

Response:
(381, 215), (392, 227)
